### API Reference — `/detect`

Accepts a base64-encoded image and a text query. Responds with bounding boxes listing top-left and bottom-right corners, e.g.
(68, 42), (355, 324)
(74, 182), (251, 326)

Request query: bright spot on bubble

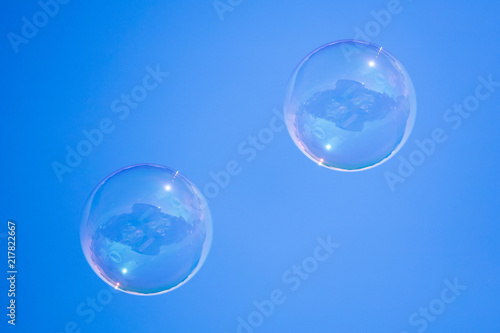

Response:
(165, 185), (171, 191)
(284, 40), (416, 171)
(80, 164), (212, 295)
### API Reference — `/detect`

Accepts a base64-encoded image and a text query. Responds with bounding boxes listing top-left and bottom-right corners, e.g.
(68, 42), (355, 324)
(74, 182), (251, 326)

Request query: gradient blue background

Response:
(2, 0), (500, 332)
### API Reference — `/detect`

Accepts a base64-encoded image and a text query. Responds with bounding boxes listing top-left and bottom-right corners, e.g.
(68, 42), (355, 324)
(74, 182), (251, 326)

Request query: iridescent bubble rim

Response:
(284, 40), (417, 171)
(80, 164), (213, 295)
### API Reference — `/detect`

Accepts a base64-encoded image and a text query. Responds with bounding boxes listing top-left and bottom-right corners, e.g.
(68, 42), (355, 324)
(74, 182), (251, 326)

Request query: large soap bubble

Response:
(80, 164), (212, 295)
(284, 40), (416, 171)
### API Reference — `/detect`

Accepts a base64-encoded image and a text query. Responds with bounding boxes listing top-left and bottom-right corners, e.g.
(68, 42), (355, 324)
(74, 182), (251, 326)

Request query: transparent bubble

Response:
(80, 164), (212, 295)
(284, 40), (416, 171)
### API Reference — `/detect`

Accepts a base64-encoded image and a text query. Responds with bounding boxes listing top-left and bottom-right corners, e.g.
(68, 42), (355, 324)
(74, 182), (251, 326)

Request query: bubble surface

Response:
(80, 164), (212, 295)
(284, 40), (416, 171)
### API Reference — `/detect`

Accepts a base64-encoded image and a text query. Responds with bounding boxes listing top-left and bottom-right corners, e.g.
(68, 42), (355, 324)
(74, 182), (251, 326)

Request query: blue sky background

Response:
(1, 0), (500, 332)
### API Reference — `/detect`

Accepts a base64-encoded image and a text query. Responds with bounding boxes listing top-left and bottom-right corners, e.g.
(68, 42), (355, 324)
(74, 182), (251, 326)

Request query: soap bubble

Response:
(80, 164), (212, 295)
(284, 40), (416, 171)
